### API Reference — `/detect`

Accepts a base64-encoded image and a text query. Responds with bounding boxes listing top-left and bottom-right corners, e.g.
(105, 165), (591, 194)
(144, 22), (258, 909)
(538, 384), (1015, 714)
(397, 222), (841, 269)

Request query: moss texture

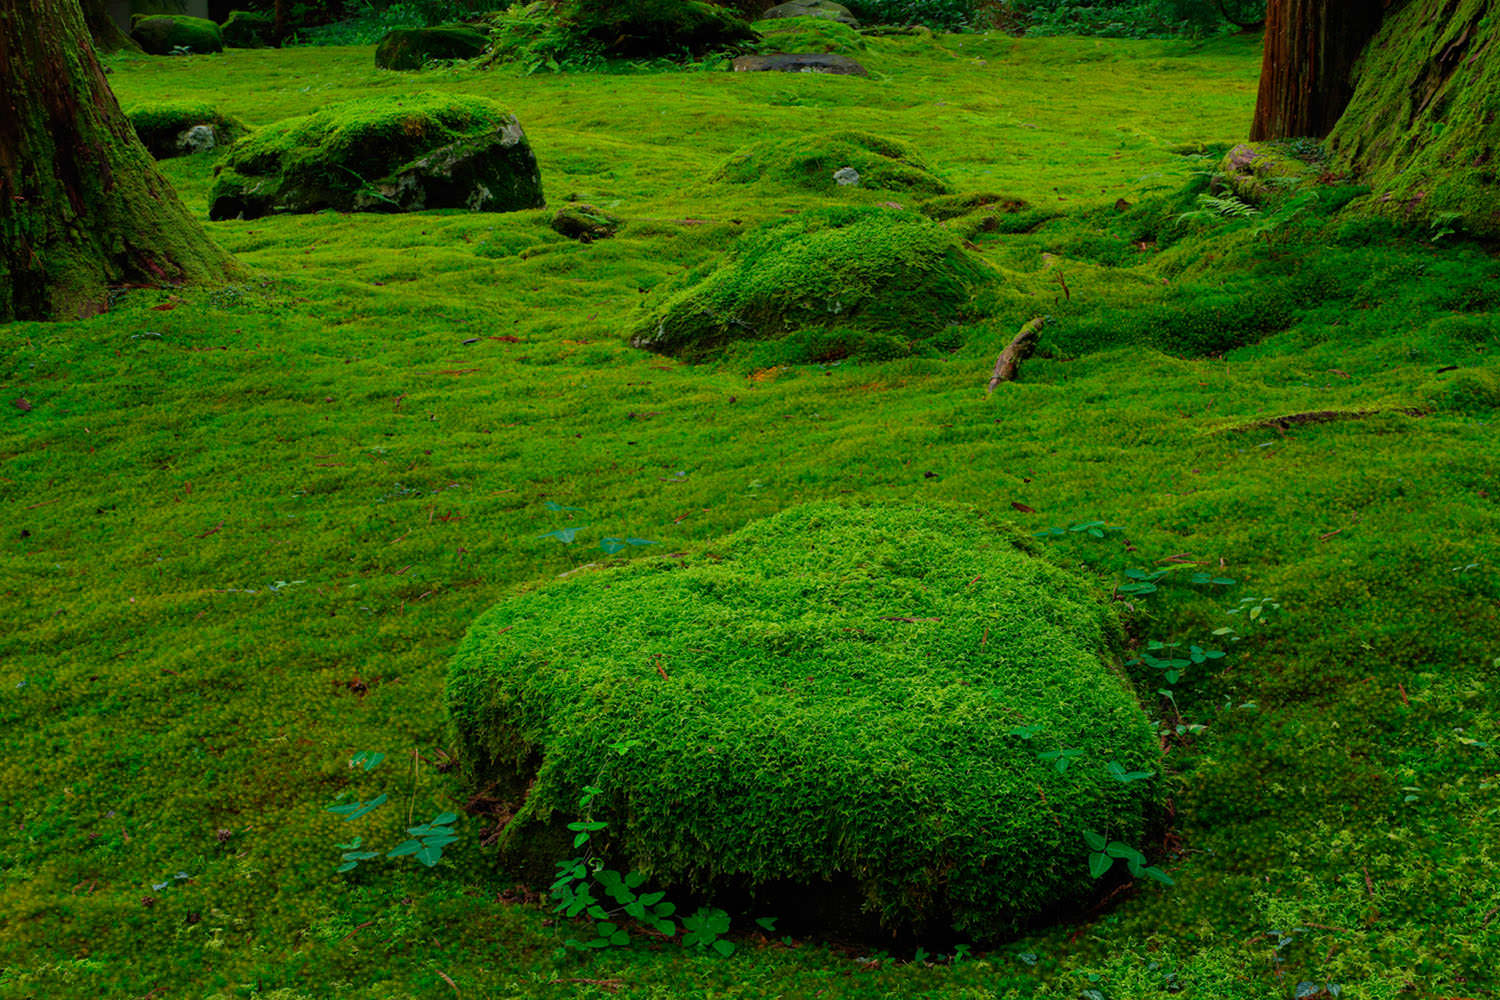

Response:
(447, 502), (1160, 939)
(713, 130), (947, 194)
(752, 13), (866, 54)
(130, 14), (225, 54)
(374, 26), (489, 71)
(572, 0), (757, 58)
(208, 94), (544, 220)
(1328, 0), (1500, 236)
(631, 206), (997, 361)
(220, 10), (277, 49)
(126, 101), (250, 159)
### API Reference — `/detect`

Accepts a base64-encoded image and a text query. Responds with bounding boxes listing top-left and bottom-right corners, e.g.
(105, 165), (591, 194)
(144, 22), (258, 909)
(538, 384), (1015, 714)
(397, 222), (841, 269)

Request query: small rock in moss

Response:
(714, 131), (947, 194)
(551, 204), (622, 242)
(131, 15), (224, 55)
(127, 101), (249, 160)
(1215, 141), (1320, 206)
(732, 52), (866, 74)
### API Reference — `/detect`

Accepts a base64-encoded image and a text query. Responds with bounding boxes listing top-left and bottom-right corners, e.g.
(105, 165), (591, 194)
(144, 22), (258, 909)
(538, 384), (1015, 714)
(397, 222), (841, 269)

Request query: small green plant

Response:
(1082, 829), (1174, 885)
(1033, 520), (1124, 540)
(325, 750), (461, 873)
(538, 501), (656, 553)
(1127, 639), (1226, 685)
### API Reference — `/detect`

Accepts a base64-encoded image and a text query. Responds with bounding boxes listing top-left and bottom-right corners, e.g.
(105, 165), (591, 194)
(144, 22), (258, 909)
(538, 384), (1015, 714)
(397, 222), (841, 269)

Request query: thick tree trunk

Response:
(0, 0), (238, 322)
(79, 0), (141, 52)
(1327, 0), (1499, 236)
(1249, 0), (1386, 140)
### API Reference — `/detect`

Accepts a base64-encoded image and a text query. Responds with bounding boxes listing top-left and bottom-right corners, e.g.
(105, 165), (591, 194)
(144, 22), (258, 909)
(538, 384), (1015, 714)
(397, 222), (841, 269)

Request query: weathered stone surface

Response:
(551, 204), (623, 242)
(732, 52), (866, 75)
(374, 25), (489, 71)
(131, 14), (224, 54)
(1216, 141), (1320, 204)
(126, 101), (249, 159)
(209, 95), (544, 221)
(761, 0), (859, 27)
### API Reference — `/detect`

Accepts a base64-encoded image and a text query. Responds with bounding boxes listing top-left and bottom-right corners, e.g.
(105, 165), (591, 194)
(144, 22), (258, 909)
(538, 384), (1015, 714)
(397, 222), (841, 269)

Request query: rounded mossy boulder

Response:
(751, 14), (865, 54)
(220, 10), (277, 48)
(761, 0), (860, 27)
(131, 15), (224, 54)
(1215, 141), (1322, 205)
(446, 502), (1162, 940)
(208, 94), (545, 221)
(714, 131), (949, 195)
(374, 25), (489, 70)
(630, 206), (996, 361)
(126, 101), (250, 160)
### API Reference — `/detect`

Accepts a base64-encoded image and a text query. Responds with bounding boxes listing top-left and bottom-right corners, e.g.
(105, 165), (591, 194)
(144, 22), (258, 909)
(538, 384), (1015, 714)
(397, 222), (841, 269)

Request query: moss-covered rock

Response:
(208, 95), (544, 221)
(713, 131), (949, 195)
(761, 0), (860, 27)
(1329, 0), (1499, 237)
(550, 203), (623, 242)
(446, 502), (1161, 940)
(751, 14), (865, 55)
(126, 101), (249, 160)
(220, 10), (276, 49)
(574, 0), (757, 58)
(631, 206), (996, 361)
(1214, 141), (1322, 206)
(374, 25), (489, 71)
(130, 15), (224, 55)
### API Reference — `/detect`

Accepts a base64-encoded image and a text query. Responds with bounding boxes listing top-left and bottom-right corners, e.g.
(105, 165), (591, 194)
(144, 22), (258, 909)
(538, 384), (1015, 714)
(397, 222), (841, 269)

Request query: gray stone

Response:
(833, 166), (860, 186)
(761, 0), (859, 28)
(732, 52), (867, 75)
(177, 124), (218, 155)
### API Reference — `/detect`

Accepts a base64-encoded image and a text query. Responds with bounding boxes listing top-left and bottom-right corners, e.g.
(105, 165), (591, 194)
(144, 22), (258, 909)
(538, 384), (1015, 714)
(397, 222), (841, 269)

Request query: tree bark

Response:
(0, 0), (239, 322)
(1249, 0), (1387, 140)
(79, 0), (141, 52)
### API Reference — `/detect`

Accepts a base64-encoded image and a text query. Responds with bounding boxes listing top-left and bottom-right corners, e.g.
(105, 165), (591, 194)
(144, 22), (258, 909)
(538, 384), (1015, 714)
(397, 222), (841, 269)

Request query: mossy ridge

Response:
(447, 502), (1160, 939)
(632, 206), (996, 361)
(125, 100), (250, 159)
(751, 14), (867, 55)
(1328, 0), (1500, 237)
(713, 130), (950, 195)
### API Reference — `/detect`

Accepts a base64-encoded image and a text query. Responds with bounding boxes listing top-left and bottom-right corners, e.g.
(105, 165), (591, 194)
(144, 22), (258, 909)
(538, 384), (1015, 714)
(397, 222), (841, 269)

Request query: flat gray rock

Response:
(732, 53), (867, 76)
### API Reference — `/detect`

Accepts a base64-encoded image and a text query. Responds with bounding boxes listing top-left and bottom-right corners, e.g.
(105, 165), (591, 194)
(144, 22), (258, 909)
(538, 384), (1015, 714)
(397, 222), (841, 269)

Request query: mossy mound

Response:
(446, 502), (1162, 940)
(713, 131), (950, 195)
(374, 25), (489, 71)
(220, 10), (276, 48)
(1215, 141), (1323, 206)
(126, 101), (250, 160)
(752, 14), (865, 55)
(1328, 0), (1500, 237)
(488, 0), (756, 66)
(208, 94), (544, 221)
(551, 203), (623, 242)
(131, 14), (225, 55)
(762, 0), (860, 26)
(630, 206), (997, 361)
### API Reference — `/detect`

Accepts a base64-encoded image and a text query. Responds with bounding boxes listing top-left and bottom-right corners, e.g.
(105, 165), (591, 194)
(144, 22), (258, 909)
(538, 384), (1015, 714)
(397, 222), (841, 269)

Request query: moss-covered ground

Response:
(2, 30), (1497, 1000)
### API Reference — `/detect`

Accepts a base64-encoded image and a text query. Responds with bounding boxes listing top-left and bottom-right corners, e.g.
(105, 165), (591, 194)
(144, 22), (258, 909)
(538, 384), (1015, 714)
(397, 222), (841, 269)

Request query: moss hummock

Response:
(1328, 0), (1500, 236)
(374, 25), (489, 71)
(130, 14), (224, 54)
(220, 10), (276, 49)
(630, 205), (996, 361)
(208, 94), (545, 220)
(752, 13), (866, 55)
(713, 130), (947, 194)
(126, 101), (249, 159)
(447, 503), (1161, 940)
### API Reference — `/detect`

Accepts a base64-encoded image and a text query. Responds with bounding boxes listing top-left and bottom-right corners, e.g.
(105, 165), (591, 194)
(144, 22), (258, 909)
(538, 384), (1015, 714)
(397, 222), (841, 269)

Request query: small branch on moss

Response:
(1227, 407), (1428, 433)
(987, 316), (1048, 392)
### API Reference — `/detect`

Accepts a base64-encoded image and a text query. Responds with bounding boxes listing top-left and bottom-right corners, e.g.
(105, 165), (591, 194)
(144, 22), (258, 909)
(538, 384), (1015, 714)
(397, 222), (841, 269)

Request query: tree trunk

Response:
(1249, 0), (1387, 140)
(0, 0), (239, 322)
(79, 0), (141, 52)
(1327, 0), (1499, 236)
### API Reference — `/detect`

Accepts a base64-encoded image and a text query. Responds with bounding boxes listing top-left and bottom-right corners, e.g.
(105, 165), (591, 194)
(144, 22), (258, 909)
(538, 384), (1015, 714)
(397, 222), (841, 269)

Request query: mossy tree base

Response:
(0, 0), (239, 322)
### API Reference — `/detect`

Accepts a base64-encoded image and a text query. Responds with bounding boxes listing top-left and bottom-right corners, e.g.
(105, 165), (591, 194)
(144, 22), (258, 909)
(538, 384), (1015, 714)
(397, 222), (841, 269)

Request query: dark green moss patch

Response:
(374, 26), (489, 71)
(447, 502), (1161, 940)
(126, 101), (249, 160)
(630, 206), (997, 361)
(220, 10), (276, 49)
(131, 15), (224, 55)
(208, 94), (544, 220)
(713, 131), (951, 195)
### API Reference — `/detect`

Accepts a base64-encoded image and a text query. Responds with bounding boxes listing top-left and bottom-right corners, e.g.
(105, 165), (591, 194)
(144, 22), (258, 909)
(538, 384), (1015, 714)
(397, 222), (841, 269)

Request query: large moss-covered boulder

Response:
(714, 131), (949, 195)
(573, 0), (757, 58)
(1327, 0), (1500, 237)
(447, 503), (1162, 940)
(631, 206), (996, 361)
(220, 10), (277, 48)
(126, 101), (249, 160)
(208, 95), (545, 221)
(374, 25), (489, 70)
(761, 0), (860, 26)
(131, 14), (224, 54)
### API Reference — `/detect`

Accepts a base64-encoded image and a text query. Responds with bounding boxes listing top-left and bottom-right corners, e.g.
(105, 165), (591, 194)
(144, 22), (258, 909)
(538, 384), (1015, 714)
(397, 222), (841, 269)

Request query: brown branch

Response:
(987, 316), (1048, 392)
(1225, 407), (1427, 433)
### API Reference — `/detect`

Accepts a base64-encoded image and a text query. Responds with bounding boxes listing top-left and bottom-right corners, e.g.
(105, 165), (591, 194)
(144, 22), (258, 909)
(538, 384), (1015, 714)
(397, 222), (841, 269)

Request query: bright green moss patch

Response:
(374, 26), (490, 71)
(447, 502), (1160, 939)
(126, 101), (250, 159)
(208, 94), (544, 220)
(713, 130), (950, 195)
(632, 206), (994, 361)
(130, 14), (224, 55)
(752, 14), (867, 55)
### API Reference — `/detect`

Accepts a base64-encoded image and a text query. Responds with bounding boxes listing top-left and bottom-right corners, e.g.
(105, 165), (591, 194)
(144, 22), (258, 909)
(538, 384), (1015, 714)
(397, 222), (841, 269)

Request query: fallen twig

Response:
(987, 316), (1048, 392)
